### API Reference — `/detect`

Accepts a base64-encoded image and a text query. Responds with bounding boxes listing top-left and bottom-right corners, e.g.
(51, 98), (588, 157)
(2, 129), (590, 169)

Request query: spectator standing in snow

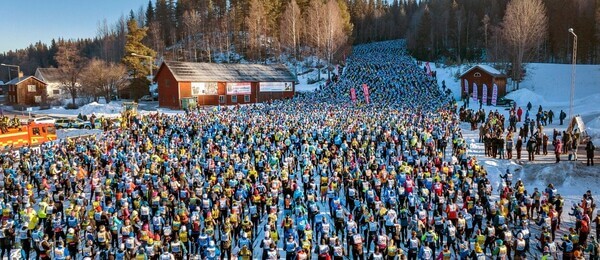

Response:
(563, 131), (571, 154)
(516, 136), (523, 160)
(506, 133), (514, 159)
(586, 139), (596, 166)
(554, 139), (563, 163)
(543, 133), (549, 155)
(573, 129), (581, 160)
(527, 137), (537, 161)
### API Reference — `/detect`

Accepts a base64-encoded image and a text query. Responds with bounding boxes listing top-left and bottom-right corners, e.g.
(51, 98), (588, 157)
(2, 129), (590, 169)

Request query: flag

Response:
(463, 79), (468, 95)
(426, 62), (432, 76)
(472, 83), (478, 101)
(492, 84), (499, 106)
(350, 87), (357, 102)
(482, 84), (488, 105)
(362, 84), (370, 104)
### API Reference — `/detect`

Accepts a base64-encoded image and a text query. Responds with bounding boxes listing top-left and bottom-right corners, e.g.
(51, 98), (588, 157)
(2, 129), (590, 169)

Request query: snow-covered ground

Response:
(57, 128), (103, 139)
(41, 101), (123, 117)
(431, 62), (600, 145)
(295, 69), (327, 92)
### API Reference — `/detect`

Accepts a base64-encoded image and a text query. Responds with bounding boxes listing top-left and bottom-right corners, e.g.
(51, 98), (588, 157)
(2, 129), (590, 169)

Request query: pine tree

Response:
(145, 0), (155, 27)
(155, 0), (172, 45)
(416, 5), (433, 60)
(122, 18), (156, 100)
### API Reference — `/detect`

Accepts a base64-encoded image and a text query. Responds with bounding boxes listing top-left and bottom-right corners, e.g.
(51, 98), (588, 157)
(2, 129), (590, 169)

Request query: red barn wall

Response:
(157, 67), (179, 109)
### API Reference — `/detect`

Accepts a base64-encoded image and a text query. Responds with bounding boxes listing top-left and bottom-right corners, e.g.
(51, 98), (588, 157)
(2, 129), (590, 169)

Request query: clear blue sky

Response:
(0, 0), (150, 53)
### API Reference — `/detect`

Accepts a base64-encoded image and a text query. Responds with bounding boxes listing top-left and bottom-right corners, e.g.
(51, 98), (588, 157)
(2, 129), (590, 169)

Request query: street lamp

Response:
(1, 63), (21, 81)
(568, 28), (577, 122)
(130, 53), (154, 78)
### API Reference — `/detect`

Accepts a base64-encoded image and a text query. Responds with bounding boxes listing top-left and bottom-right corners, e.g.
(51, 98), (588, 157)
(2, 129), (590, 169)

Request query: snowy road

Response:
(57, 129), (103, 139)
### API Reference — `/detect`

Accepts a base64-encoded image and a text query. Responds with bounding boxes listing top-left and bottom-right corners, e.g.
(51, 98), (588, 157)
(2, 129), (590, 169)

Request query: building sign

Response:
(191, 82), (218, 96)
(260, 82), (293, 92)
(227, 82), (251, 95)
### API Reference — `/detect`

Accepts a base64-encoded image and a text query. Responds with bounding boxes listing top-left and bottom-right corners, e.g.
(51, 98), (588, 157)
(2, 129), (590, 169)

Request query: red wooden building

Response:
(154, 61), (296, 109)
(459, 65), (507, 102)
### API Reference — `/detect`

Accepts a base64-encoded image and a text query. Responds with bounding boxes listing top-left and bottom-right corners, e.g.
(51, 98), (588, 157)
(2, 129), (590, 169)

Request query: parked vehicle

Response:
(71, 118), (93, 129)
(54, 118), (74, 129)
(496, 97), (515, 107)
(28, 116), (56, 124)
(140, 95), (157, 101)
(55, 118), (92, 129)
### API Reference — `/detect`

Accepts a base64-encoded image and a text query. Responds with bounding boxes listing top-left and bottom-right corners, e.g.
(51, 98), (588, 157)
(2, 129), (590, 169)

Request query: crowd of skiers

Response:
(0, 40), (598, 260)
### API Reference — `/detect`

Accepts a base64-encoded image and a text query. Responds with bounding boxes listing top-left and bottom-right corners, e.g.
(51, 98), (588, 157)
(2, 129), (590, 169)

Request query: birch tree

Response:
(500, 0), (548, 88)
(280, 0), (302, 60)
(324, 0), (347, 66)
(183, 10), (202, 61)
(246, 0), (267, 60)
(306, 0), (326, 63)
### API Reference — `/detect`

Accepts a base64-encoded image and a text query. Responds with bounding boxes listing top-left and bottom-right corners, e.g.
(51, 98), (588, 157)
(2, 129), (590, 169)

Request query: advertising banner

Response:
(472, 83), (478, 101)
(425, 62), (432, 75)
(226, 82), (251, 95)
(191, 82), (218, 96)
(482, 84), (488, 105)
(362, 84), (370, 104)
(350, 87), (357, 102)
(260, 82), (293, 92)
(492, 84), (498, 106)
(463, 79), (468, 95)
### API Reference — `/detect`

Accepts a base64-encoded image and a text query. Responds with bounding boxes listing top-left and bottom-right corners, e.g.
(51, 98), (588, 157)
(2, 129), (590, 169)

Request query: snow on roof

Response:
(159, 61), (297, 83)
(477, 65), (502, 75)
(459, 64), (505, 78)
(35, 68), (62, 83)
(4, 75), (45, 85)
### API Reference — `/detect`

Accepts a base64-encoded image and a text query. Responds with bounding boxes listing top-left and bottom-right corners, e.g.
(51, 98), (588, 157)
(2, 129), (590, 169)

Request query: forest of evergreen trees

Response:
(1, 0), (599, 83)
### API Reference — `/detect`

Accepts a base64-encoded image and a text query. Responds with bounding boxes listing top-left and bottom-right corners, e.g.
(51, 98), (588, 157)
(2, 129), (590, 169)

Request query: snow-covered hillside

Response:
(429, 61), (600, 207)
(431, 62), (600, 144)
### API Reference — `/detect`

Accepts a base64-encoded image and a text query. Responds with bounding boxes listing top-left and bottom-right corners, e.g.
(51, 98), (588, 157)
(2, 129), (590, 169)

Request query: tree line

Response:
(1, 0), (599, 86)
